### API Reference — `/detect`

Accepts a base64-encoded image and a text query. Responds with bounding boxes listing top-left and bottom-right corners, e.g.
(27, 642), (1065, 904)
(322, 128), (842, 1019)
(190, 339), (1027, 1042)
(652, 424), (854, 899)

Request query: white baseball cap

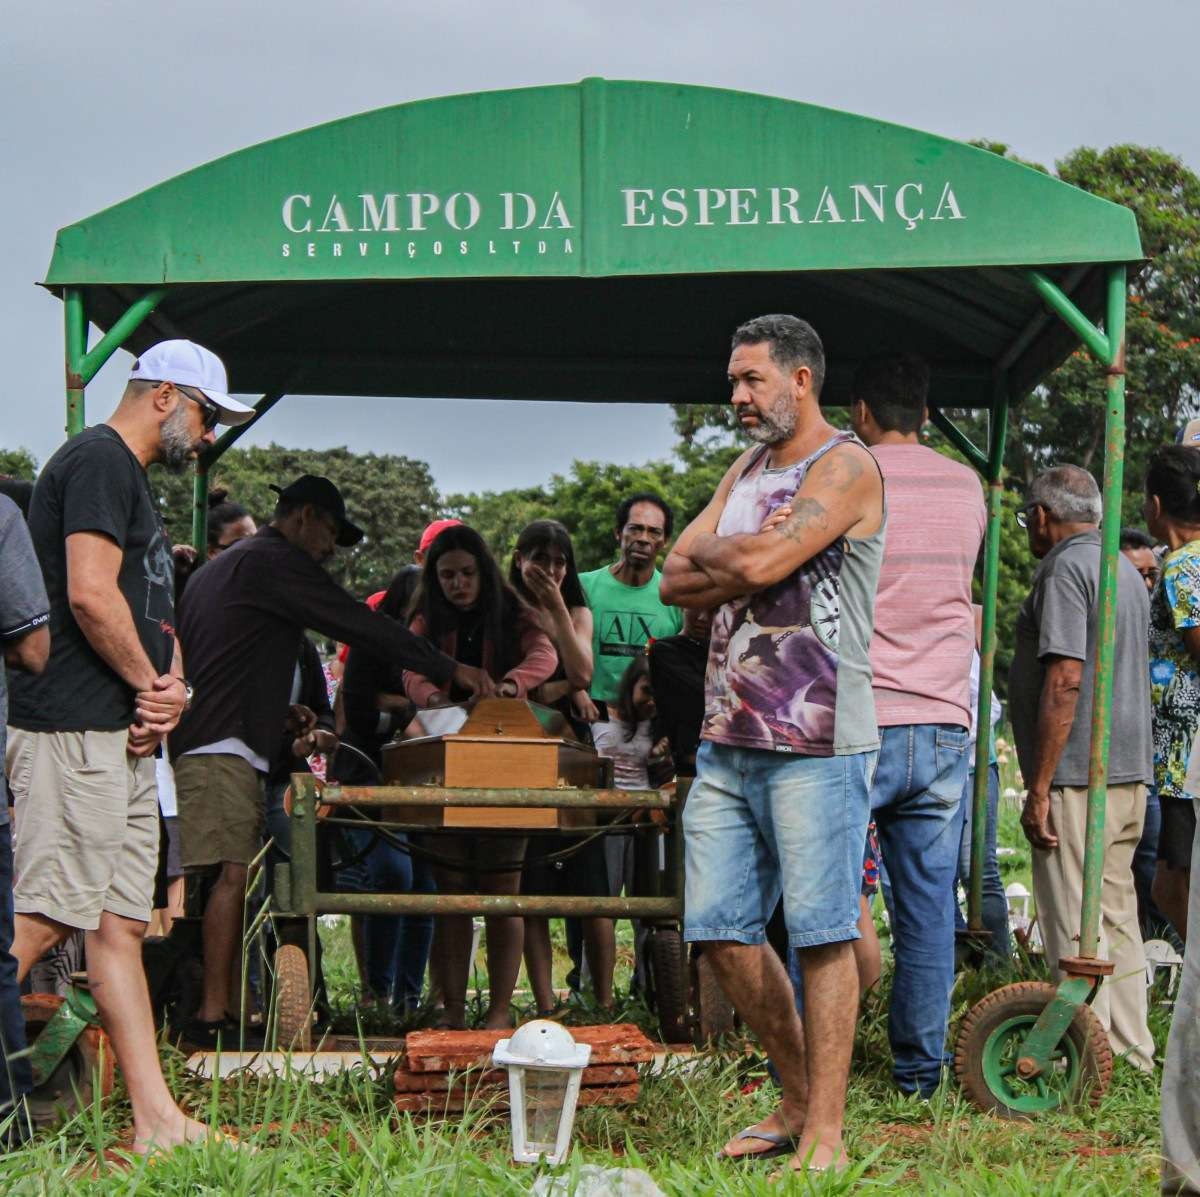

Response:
(1177, 417), (1200, 446)
(129, 340), (255, 426)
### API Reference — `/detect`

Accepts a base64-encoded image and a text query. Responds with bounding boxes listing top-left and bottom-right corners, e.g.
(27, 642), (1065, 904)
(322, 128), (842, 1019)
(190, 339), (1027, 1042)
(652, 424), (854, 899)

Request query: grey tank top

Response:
(702, 431), (886, 757)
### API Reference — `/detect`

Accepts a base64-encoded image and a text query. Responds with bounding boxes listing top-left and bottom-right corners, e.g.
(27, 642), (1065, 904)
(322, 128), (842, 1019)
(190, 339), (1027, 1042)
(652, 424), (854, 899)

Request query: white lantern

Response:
(492, 1020), (591, 1165)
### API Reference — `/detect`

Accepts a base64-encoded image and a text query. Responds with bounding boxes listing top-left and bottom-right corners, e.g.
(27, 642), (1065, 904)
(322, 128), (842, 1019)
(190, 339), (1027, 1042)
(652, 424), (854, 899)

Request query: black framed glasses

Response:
(1015, 502), (1041, 529)
(172, 383), (220, 431)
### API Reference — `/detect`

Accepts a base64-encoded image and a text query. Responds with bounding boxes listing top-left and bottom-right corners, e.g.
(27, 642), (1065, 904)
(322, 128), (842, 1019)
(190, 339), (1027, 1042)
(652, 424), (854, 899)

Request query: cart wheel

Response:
(273, 944), (313, 1051)
(647, 929), (689, 1044)
(21, 994), (114, 1127)
(692, 949), (735, 1046)
(954, 980), (1112, 1118)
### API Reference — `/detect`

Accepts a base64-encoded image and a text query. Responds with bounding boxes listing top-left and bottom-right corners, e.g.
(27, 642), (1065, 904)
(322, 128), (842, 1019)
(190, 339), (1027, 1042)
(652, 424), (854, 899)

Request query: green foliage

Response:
(0, 446), (37, 479)
(149, 444), (440, 595)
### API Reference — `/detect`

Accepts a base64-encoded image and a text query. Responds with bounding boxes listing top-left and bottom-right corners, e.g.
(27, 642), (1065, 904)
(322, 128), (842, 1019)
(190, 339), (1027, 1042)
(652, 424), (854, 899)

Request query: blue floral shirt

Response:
(1149, 540), (1200, 799)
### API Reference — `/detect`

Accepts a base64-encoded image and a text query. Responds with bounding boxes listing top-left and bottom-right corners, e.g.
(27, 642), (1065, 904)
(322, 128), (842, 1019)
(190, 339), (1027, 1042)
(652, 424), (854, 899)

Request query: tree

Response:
(0, 447), (37, 479)
(150, 444), (441, 595)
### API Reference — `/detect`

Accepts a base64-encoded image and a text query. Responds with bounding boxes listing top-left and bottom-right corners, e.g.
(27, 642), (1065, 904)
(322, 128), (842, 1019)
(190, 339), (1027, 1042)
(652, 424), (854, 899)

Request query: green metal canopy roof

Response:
(45, 79), (1142, 408)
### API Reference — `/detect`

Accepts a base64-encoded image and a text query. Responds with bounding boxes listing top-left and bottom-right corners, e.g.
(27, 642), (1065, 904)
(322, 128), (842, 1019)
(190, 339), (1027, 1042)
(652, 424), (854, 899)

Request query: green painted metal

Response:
(200, 390), (286, 468)
(305, 892), (679, 918)
(1013, 975), (1095, 1077)
(78, 289), (164, 385)
(27, 980), (99, 1087)
(63, 289), (87, 436)
(191, 461), (209, 555)
(321, 785), (668, 808)
(44, 80), (1142, 413)
(1027, 270), (1112, 363)
(929, 408), (987, 473)
(982, 1011), (1082, 1114)
(289, 773), (319, 916)
(968, 383), (1010, 930)
(1078, 265), (1128, 957)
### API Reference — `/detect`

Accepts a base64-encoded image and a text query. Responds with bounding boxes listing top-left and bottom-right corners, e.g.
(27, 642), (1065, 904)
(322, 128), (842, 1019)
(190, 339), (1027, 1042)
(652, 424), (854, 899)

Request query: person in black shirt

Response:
(171, 476), (492, 1039)
(647, 606), (713, 777)
(7, 338), (254, 1155)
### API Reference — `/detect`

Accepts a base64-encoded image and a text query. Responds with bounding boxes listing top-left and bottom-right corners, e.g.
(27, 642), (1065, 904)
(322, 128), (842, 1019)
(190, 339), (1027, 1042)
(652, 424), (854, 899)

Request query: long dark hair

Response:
(414, 524), (523, 678)
(1147, 445), (1200, 524)
(615, 653), (652, 740)
(508, 519), (588, 610)
(207, 487), (252, 551)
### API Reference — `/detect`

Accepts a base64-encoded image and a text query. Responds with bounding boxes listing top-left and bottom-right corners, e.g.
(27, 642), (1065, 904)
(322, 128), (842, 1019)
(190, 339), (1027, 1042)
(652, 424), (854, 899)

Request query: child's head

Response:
(616, 653), (655, 726)
(510, 519), (586, 609)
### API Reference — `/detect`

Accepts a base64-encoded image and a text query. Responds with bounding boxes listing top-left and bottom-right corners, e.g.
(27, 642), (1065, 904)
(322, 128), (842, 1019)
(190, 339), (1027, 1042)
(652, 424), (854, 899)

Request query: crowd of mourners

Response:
(0, 320), (1197, 1187)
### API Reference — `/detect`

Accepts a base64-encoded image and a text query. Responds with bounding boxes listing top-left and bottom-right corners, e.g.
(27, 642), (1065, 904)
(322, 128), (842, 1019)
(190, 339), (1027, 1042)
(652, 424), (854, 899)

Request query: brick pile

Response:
(393, 1023), (654, 1113)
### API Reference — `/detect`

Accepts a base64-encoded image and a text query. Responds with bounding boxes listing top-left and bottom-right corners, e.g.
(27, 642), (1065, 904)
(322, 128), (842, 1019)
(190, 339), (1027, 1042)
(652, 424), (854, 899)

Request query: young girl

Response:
(403, 524), (557, 1028)
(507, 521), (613, 1013)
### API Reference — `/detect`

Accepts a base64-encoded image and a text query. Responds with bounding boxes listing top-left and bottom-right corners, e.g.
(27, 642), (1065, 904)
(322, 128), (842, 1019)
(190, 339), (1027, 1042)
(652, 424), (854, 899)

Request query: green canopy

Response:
(45, 78), (1140, 409)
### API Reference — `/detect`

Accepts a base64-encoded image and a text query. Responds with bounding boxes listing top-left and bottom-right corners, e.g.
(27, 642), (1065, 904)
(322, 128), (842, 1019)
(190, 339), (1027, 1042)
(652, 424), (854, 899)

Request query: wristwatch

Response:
(178, 677), (195, 710)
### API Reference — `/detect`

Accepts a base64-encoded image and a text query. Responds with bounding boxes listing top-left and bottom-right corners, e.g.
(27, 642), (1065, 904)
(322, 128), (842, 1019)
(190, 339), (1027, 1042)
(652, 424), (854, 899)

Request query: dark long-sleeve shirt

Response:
(171, 526), (455, 764)
(267, 636), (337, 784)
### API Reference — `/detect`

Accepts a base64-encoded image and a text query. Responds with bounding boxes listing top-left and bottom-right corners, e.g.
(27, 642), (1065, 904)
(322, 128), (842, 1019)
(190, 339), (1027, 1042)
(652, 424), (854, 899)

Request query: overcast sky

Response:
(4, 1), (1197, 496)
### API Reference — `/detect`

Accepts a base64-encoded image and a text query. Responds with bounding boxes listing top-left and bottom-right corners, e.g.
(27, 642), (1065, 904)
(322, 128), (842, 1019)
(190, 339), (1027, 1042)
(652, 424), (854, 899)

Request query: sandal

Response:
(718, 1124), (799, 1163)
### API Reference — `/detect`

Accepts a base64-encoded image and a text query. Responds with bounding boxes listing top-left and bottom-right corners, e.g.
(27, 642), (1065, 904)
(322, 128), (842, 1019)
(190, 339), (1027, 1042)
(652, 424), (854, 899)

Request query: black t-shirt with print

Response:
(9, 425), (175, 732)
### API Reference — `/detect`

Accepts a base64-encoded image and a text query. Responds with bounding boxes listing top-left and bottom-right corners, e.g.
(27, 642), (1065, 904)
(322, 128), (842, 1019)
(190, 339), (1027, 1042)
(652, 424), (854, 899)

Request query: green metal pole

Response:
(968, 382), (1009, 931)
(1078, 265), (1127, 959)
(290, 773), (318, 917)
(64, 288), (88, 437)
(929, 408), (988, 474)
(1027, 270), (1112, 364)
(78, 288), (165, 385)
(192, 460), (209, 554)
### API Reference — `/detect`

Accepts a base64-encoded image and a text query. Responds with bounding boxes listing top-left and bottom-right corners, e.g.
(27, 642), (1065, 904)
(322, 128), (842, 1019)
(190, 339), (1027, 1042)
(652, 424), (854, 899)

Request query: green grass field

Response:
(0, 748), (1171, 1194)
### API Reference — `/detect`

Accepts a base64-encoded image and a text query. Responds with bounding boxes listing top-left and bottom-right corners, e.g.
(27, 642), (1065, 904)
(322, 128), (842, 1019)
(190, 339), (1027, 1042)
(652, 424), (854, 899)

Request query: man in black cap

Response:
(171, 475), (492, 1042)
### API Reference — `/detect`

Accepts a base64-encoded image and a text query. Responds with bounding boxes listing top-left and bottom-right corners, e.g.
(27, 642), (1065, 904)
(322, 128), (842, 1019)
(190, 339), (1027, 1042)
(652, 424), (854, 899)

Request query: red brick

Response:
(393, 1064), (639, 1092)
(393, 1081), (640, 1113)
(403, 1024), (655, 1073)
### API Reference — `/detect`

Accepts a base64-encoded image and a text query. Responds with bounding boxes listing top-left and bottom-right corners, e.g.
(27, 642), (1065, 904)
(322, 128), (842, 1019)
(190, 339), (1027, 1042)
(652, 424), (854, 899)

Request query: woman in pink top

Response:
(403, 523), (556, 1028)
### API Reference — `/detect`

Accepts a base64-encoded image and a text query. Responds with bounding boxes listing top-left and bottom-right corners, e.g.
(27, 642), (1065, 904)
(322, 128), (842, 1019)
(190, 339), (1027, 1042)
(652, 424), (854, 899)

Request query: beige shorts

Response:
(5, 727), (159, 929)
(174, 753), (264, 870)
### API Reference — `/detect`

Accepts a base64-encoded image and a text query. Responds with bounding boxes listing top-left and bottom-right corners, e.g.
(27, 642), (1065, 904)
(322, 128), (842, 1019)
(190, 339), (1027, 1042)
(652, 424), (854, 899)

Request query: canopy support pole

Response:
(929, 409), (987, 473)
(191, 389), (286, 552)
(62, 287), (166, 437)
(966, 379), (1009, 936)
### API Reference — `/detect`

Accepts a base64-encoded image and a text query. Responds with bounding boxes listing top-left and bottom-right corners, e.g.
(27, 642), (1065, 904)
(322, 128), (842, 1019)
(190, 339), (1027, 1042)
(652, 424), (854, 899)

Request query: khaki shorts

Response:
(5, 727), (159, 929)
(174, 753), (264, 870)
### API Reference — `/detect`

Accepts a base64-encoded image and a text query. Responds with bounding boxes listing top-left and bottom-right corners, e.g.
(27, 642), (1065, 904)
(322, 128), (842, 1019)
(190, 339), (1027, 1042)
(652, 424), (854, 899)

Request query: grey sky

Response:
(4, 1), (1197, 495)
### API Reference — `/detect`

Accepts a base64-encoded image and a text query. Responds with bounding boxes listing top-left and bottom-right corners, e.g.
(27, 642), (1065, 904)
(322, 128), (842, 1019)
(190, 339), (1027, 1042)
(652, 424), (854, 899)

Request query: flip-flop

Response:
(718, 1125), (799, 1163)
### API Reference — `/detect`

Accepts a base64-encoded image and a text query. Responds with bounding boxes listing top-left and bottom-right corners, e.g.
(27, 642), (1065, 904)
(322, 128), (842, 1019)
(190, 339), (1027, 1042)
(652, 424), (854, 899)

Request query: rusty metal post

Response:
(192, 460), (209, 555)
(64, 289), (87, 436)
(289, 773), (319, 917)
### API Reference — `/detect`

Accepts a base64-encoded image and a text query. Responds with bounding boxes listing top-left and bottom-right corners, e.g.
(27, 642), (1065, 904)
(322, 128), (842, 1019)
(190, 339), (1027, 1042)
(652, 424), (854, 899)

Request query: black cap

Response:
(269, 475), (364, 547)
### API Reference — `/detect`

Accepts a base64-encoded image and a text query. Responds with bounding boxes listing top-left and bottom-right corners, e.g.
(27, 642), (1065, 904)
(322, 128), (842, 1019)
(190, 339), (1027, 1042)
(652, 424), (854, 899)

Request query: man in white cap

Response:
(6, 339), (254, 1153)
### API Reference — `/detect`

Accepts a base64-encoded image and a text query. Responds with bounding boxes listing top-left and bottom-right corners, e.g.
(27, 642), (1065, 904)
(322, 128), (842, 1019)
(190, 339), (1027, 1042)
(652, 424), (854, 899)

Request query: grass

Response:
(0, 739), (1170, 1193)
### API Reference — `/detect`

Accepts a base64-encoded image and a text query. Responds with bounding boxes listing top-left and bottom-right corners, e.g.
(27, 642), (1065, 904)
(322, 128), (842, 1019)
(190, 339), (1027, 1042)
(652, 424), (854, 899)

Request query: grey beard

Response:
(159, 405), (199, 473)
(743, 396), (798, 445)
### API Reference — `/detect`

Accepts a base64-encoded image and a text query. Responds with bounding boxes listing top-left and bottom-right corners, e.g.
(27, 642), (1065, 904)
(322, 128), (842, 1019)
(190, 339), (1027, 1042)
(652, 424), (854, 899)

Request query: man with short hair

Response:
(849, 352), (986, 1095)
(662, 314), (885, 1174)
(6, 339), (254, 1153)
(0, 493), (49, 1145)
(171, 476), (490, 1043)
(1010, 464), (1154, 1071)
(580, 493), (682, 714)
(1120, 526), (1160, 594)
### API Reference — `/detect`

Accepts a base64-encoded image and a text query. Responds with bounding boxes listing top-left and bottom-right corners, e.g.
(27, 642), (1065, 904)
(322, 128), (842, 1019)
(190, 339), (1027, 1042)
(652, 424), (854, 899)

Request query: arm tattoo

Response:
(777, 497), (829, 542)
(815, 448), (865, 493)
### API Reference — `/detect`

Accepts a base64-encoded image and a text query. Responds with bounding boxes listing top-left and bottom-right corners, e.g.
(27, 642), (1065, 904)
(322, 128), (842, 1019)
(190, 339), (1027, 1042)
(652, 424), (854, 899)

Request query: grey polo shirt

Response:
(1009, 529), (1152, 789)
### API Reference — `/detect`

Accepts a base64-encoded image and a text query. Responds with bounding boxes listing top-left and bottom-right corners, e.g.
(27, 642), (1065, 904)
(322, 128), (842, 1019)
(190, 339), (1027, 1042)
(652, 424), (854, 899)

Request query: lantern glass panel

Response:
(522, 1066), (569, 1155)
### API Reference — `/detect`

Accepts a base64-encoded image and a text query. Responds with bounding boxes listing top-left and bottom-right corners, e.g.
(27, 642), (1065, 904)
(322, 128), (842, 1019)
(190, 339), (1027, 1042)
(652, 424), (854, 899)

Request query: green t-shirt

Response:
(580, 566), (684, 702)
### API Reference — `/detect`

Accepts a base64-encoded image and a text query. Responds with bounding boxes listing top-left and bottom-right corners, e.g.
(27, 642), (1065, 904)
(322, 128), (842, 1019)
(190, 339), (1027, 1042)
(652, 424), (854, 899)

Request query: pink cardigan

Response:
(403, 609), (558, 708)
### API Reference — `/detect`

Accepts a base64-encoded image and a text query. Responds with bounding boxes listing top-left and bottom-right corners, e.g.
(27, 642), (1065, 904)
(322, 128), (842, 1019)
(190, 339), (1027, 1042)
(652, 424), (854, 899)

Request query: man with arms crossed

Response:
(6, 340), (254, 1153)
(661, 314), (885, 1174)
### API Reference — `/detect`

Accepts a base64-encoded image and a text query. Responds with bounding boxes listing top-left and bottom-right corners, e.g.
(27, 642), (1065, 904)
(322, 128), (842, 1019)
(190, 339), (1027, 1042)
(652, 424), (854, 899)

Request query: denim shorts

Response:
(683, 740), (876, 949)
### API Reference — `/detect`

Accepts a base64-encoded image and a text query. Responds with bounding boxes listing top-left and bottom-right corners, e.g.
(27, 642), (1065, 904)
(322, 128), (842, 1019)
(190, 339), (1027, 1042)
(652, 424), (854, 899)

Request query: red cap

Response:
(419, 518), (463, 554)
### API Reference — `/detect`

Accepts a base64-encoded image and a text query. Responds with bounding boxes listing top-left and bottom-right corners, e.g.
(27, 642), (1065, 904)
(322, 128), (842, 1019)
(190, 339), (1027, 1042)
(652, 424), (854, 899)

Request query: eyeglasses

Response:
(178, 385), (221, 432)
(1015, 503), (1042, 529)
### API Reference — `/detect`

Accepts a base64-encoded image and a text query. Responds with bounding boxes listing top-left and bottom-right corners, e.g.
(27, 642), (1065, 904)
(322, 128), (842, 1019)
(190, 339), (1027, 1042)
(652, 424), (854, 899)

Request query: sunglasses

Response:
(1015, 502), (1042, 529)
(178, 385), (221, 432)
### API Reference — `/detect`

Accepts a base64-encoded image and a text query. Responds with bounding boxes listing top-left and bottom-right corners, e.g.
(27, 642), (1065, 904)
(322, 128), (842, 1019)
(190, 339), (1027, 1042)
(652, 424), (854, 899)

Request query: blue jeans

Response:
(1132, 787), (1167, 940)
(954, 764), (1011, 960)
(339, 825), (436, 1011)
(871, 724), (971, 1096)
(684, 741), (875, 949)
(0, 823), (31, 1144)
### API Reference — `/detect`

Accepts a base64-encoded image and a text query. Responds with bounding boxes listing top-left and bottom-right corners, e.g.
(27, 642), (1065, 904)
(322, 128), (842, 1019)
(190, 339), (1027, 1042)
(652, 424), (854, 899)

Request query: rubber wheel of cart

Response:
(955, 980), (1112, 1118)
(20, 993), (114, 1127)
(273, 944), (313, 1051)
(692, 948), (736, 1046)
(647, 929), (689, 1044)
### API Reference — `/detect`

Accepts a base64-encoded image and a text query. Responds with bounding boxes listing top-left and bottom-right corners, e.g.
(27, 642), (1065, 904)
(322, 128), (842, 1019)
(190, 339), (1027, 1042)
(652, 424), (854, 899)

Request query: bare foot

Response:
(788, 1136), (849, 1173)
(718, 1105), (806, 1160)
(131, 1107), (214, 1156)
(482, 1007), (514, 1030)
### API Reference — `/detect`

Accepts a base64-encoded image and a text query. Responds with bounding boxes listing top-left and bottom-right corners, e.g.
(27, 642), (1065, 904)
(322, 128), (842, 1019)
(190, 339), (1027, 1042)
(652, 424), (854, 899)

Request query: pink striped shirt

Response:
(869, 443), (985, 729)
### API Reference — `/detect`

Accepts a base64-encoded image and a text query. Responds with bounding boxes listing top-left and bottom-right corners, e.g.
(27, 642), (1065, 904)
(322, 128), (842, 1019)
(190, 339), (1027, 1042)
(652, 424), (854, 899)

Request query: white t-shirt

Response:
(591, 719), (654, 789)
